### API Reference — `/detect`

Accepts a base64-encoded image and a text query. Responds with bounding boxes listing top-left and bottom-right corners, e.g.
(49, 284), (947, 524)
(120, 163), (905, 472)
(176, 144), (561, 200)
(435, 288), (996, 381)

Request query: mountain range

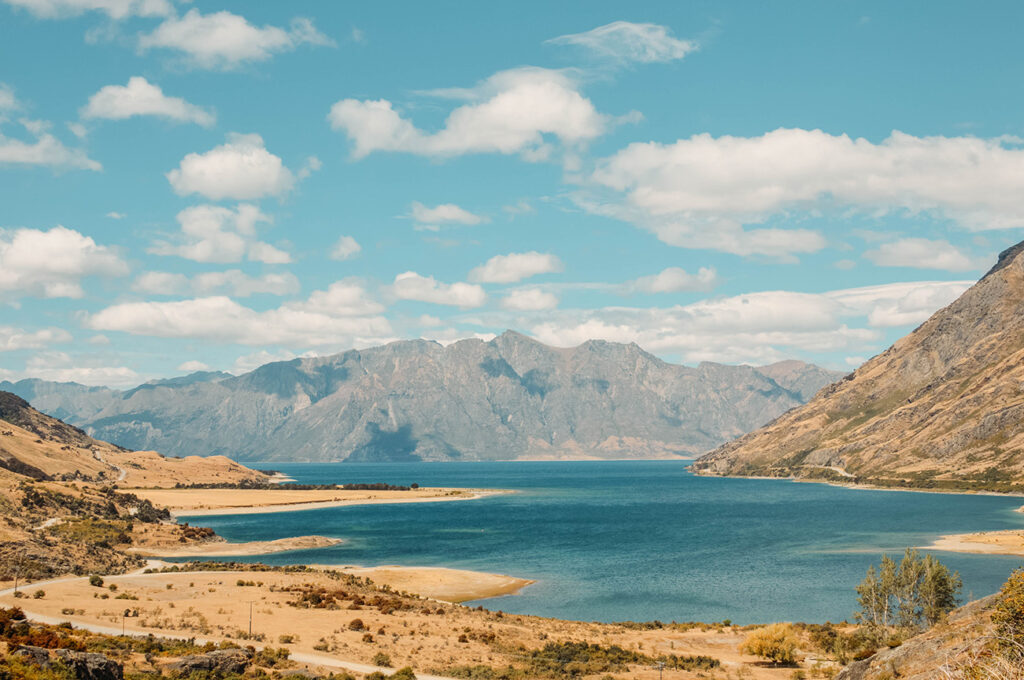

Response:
(693, 239), (1024, 489)
(2, 331), (843, 462)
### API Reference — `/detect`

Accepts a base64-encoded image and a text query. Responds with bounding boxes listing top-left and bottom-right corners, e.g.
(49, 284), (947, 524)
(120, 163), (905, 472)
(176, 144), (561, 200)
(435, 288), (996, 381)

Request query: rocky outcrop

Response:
(52, 649), (124, 680)
(166, 648), (252, 675)
(4, 332), (841, 463)
(835, 595), (999, 680)
(693, 239), (1024, 487)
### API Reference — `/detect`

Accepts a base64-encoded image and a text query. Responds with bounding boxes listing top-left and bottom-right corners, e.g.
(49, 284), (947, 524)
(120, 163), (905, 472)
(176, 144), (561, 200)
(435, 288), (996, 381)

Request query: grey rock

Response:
(53, 649), (124, 680)
(11, 645), (51, 668)
(167, 648), (252, 675)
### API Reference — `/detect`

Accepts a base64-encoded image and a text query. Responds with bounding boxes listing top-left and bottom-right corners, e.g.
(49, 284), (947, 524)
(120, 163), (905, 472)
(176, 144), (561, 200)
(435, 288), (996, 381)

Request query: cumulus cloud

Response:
(519, 280), (972, 364)
(167, 133), (295, 200)
(82, 76), (215, 127)
(392, 272), (486, 308)
(501, 288), (558, 311)
(624, 266), (718, 293)
(0, 121), (100, 171)
(0, 226), (128, 299)
(149, 204), (291, 264)
(0, 326), (72, 351)
(586, 128), (1024, 258)
(864, 237), (987, 272)
(410, 201), (485, 230)
(469, 251), (563, 283)
(176, 360), (211, 372)
(88, 283), (392, 347)
(330, 235), (361, 260)
(3, 0), (171, 19)
(132, 269), (300, 297)
(12, 351), (142, 388)
(139, 9), (333, 70)
(328, 67), (613, 159)
(547, 21), (697, 63)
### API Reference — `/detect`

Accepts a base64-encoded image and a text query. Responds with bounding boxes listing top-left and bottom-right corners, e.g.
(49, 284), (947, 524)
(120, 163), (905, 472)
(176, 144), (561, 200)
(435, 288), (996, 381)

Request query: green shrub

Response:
(88, 575), (103, 588)
(372, 652), (392, 667)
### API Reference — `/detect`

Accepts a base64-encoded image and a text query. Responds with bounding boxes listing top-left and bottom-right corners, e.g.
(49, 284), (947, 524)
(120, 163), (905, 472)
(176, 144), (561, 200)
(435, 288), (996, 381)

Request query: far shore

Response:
(127, 486), (509, 517)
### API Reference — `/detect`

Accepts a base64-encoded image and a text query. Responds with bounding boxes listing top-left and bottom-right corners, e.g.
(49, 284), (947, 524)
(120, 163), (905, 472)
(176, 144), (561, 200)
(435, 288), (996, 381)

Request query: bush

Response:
(992, 568), (1024, 659)
(372, 652), (392, 667)
(278, 634), (296, 644)
(32, 591), (44, 599)
(88, 575), (103, 588)
(391, 668), (416, 680)
(740, 623), (800, 665)
(348, 618), (365, 631)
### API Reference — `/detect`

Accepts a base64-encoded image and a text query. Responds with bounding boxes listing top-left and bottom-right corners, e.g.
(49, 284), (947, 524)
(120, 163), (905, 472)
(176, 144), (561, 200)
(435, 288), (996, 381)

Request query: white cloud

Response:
(865, 238), (987, 272)
(469, 251), (563, 283)
(232, 349), (302, 374)
(87, 335), (110, 345)
(133, 269), (300, 297)
(177, 360), (210, 372)
(0, 226), (128, 299)
(139, 9), (333, 70)
(132, 271), (189, 295)
(106, 211), (126, 219)
(625, 266), (718, 293)
(82, 76), (215, 127)
(0, 83), (18, 112)
(167, 133), (295, 200)
(547, 21), (697, 63)
(328, 67), (612, 159)
(0, 120), (100, 171)
(410, 201), (485, 230)
(587, 128), (1024, 258)
(149, 204), (291, 264)
(3, 0), (171, 19)
(0, 326), (71, 351)
(19, 351), (141, 388)
(392, 272), (486, 308)
(502, 288), (558, 311)
(88, 284), (393, 347)
(330, 235), (361, 260)
(518, 280), (972, 364)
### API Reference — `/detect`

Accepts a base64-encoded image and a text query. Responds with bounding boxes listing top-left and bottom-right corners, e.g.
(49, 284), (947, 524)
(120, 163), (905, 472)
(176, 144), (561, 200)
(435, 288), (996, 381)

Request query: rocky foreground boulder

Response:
(10, 645), (124, 680)
(166, 647), (252, 675)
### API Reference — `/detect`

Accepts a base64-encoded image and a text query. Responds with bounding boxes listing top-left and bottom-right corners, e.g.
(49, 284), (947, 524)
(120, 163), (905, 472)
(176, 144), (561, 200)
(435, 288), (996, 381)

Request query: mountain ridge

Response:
(2, 332), (844, 463)
(692, 239), (1024, 490)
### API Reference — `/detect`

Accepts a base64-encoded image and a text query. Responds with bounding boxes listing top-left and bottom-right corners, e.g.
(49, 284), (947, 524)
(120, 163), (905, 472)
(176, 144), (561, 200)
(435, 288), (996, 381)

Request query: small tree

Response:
(855, 549), (961, 632)
(740, 623), (800, 665)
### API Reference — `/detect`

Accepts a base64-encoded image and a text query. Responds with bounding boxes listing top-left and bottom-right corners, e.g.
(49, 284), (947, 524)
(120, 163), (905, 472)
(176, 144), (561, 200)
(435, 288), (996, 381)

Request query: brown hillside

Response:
(692, 240), (1024, 490)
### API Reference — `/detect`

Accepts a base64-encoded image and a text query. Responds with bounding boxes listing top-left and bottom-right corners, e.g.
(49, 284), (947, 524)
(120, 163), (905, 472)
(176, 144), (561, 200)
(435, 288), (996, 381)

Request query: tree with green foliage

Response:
(855, 549), (961, 631)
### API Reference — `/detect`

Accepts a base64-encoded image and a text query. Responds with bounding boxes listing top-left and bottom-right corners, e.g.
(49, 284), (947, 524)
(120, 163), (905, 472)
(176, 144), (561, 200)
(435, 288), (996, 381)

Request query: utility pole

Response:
(655, 661), (665, 680)
(248, 601), (253, 638)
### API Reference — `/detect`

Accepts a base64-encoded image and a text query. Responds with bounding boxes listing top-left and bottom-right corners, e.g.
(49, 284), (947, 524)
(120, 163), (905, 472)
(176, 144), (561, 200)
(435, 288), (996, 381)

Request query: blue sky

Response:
(2, 0), (1023, 387)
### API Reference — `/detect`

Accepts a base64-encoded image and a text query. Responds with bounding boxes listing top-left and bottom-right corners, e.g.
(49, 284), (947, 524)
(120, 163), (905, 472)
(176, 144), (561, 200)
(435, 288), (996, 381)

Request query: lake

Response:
(178, 460), (1024, 625)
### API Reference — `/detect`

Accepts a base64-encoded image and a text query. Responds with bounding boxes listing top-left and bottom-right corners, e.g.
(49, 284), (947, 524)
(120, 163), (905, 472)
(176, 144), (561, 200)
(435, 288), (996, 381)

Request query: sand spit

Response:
(924, 529), (1024, 556)
(127, 487), (505, 517)
(322, 565), (534, 603)
(130, 535), (342, 557)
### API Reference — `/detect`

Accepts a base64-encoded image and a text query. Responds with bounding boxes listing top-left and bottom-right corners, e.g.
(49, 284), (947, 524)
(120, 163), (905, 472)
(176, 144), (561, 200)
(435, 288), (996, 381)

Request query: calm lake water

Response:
(178, 461), (1024, 625)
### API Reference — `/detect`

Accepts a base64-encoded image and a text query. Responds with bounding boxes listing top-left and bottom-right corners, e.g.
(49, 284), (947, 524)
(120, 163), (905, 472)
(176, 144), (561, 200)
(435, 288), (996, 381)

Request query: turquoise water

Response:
(178, 461), (1024, 625)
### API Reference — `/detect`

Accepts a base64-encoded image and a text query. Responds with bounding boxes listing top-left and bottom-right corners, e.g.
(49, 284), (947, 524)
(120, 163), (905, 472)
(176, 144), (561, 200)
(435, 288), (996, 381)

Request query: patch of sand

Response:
(925, 529), (1024, 556)
(0, 569), (815, 680)
(130, 487), (501, 516)
(329, 565), (533, 603)
(130, 535), (343, 557)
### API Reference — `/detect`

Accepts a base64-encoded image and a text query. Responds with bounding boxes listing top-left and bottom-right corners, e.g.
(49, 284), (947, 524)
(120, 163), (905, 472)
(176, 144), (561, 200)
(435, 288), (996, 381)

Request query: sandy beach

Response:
(924, 529), (1024, 556)
(129, 535), (343, 557)
(128, 486), (504, 516)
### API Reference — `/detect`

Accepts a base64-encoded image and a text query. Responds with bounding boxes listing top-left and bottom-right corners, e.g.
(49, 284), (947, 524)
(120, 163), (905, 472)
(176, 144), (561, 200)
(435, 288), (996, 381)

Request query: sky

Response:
(2, 1), (1024, 388)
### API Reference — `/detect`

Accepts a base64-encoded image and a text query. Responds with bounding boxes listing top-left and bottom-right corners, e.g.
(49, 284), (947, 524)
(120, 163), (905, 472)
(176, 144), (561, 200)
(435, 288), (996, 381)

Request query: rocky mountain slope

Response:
(693, 240), (1024, 490)
(4, 332), (842, 462)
